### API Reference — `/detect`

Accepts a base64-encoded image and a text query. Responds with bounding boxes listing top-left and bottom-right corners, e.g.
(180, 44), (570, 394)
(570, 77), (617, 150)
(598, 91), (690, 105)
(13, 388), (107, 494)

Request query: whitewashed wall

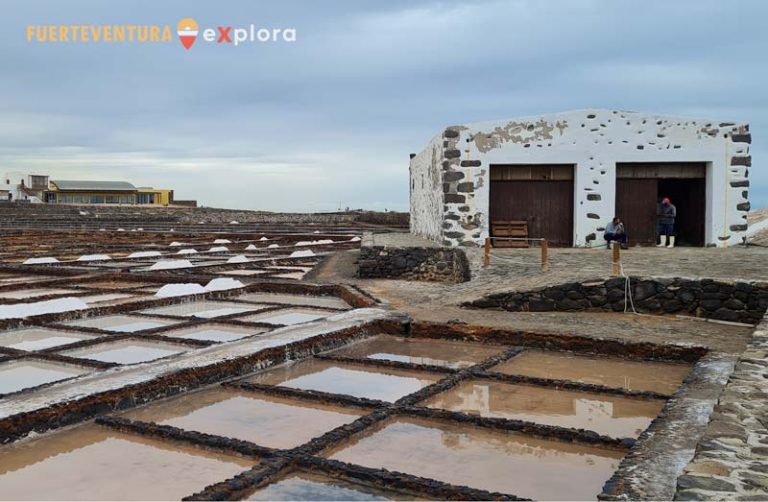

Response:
(410, 109), (751, 247)
(409, 133), (445, 241)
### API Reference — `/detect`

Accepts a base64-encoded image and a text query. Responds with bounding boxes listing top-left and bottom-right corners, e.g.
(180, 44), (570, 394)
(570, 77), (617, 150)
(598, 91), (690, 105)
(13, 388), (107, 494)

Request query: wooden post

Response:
(483, 237), (490, 267)
(612, 242), (621, 276)
(540, 239), (549, 272)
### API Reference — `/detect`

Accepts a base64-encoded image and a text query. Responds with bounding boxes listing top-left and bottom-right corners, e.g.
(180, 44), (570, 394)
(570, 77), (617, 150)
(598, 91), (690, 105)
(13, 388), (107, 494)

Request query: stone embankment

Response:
(675, 315), (768, 500)
(464, 276), (768, 325)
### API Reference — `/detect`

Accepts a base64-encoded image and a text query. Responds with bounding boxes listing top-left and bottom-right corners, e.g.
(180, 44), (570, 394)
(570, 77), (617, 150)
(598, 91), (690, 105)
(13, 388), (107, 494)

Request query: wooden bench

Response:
(491, 220), (529, 248)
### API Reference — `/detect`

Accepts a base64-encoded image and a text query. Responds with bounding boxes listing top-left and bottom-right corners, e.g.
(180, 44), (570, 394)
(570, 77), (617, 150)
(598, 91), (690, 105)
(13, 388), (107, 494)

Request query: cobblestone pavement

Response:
(675, 316), (768, 500)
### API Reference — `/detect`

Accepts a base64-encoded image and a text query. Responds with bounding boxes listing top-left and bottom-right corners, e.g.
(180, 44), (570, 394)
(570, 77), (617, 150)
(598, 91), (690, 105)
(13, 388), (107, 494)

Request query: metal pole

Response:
(540, 239), (549, 272)
(612, 241), (621, 276)
(484, 237), (490, 267)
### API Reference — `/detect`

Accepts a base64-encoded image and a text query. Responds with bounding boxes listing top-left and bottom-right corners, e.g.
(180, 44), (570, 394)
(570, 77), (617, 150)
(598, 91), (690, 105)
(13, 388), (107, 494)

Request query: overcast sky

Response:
(1, 0), (765, 211)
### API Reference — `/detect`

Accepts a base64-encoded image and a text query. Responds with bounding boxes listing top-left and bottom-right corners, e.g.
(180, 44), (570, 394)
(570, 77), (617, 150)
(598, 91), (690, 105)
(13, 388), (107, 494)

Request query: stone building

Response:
(409, 109), (751, 247)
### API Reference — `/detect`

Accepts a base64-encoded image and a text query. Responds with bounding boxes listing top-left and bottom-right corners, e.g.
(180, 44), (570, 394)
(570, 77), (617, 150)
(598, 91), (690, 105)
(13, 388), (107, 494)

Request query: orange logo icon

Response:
(177, 18), (198, 49)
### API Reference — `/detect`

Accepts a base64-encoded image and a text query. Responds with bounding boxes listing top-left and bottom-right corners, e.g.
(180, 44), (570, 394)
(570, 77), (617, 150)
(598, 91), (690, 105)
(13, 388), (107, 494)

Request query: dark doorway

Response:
(615, 162), (707, 247)
(489, 164), (574, 246)
(657, 179), (706, 246)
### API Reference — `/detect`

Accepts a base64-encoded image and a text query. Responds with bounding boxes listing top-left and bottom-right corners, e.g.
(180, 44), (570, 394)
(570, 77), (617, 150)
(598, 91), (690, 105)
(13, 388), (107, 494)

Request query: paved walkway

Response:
(675, 315), (768, 500)
(312, 246), (758, 353)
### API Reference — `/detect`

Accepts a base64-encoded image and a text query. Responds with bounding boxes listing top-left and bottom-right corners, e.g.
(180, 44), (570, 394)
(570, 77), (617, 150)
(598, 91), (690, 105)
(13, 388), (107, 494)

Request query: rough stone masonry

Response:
(464, 276), (768, 325)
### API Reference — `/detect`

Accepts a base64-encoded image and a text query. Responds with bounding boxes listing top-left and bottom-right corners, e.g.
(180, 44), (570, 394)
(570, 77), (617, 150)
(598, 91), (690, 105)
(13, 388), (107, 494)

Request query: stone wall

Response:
(464, 277), (768, 325)
(674, 315), (768, 500)
(358, 246), (471, 283)
(409, 108), (751, 248)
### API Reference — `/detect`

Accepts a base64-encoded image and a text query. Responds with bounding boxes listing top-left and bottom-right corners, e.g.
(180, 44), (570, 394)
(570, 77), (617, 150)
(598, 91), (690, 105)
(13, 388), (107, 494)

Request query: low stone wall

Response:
(464, 276), (768, 324)
(674, 315), (768, 500)
(358, 246), (471, 283)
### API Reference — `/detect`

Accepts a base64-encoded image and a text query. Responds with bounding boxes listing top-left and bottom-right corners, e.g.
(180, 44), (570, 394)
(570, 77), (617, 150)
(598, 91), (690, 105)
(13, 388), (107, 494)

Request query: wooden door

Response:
(489, 180), (574, 246)
(615, 179), (658, 245)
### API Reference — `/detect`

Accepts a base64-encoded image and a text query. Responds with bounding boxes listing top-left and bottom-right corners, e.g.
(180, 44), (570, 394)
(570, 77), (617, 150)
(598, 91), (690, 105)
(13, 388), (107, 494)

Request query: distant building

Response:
(45, 180), (174, 206)
(409, 109), (751, 248)
(1, 173), (183, 206)
(1, 172), (49, 202)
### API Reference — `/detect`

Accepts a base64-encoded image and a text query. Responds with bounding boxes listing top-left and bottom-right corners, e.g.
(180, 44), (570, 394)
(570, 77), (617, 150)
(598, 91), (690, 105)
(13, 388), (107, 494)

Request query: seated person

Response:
(604, 217), (627, 248)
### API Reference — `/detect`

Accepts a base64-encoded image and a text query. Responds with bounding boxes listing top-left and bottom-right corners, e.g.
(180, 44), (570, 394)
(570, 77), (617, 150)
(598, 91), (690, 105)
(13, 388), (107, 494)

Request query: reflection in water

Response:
(424, 380), (664, 438)
(493, 350), (691, 394)
(0, 424), (252, 500)
(62, 341), (184, 364)
(247, 359), (439, 402)
(140, 301), (265, 319)
(125, 389), (360, 448)
(0, 360), (88, 395)
(332, 335), (506, 369)
(245, 473), (392, 501)
(240, 309), (329, 325)
(63, 315), (177, 333)
(0, 328), (95, 351)
(162, 324), (265, 342)
(281, 367), (434, 402)
(328, 417), (623, 500)
(236, 293), (351, 309)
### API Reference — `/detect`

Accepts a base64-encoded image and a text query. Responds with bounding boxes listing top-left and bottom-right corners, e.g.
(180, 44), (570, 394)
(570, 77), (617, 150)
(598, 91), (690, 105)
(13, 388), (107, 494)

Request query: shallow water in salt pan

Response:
(125, 388), (360, 448)
(237, 292), (351, 309)
(245, 472), (394, 501)
(79, 281), (151, 290)
(248, 359), (439, 402)
(0, 360), (89, 394)
(160, 323), (266, 342)
(327, 417), (624, 500)
(63, 315), (178, 333)
(61, 340), (185, 364)
(332, 335), (505, 369)
(240, 308), (330, 325)
(492, 350), (691, 394)
(0, 328), (97, 351)
(424, 379), (664, 438)
(0, 289), (79, 300)
(0, 424), (252, 500)
(140, 301), (267, 319)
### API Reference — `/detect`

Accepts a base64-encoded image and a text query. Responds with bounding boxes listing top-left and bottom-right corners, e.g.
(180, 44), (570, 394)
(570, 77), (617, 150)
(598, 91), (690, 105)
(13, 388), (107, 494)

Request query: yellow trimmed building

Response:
(44, 180), (175, 206)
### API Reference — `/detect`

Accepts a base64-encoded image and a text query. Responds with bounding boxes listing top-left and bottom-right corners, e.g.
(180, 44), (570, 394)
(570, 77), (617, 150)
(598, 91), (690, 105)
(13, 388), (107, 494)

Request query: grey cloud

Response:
(0, 0), (765, 210)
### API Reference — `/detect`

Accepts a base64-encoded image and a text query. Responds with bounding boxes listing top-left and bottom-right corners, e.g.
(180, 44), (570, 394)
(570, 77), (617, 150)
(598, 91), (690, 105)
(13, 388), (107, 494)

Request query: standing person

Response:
(656, 197), (677, 248)
(604, 217), (627, 249)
